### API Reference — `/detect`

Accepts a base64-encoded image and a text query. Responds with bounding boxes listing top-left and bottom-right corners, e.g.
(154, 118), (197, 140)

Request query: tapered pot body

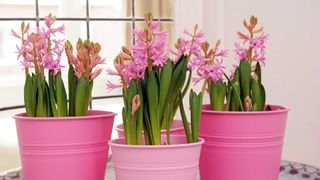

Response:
(109, 135), (204, 180)
(199, 104), (289, 180)
(13, 110), (115, 180)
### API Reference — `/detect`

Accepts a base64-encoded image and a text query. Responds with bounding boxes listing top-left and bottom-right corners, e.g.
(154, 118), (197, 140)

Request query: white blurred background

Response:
(0, 0), (319, 172)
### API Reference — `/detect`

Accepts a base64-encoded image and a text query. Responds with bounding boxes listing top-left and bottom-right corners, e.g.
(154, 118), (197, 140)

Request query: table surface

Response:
(1, 160), (319, 180)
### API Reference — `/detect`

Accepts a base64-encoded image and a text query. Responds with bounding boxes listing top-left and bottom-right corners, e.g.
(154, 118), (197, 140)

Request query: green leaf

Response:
(68, 65), (77, 116)
(146, 71), (161, 145)
(31, 74), (37, 116)
(143, 104), (154, 145)
(75, 76), (90, 116)
(55, 72), (68, 116)
(159, 61), (173, 116)
(123, 80), (139, 145)
(136, 84), (144, 145)
(209, 80), (227, 111)
(178, 92), (193, 143)
(239, 59), (251, 104)
(230, 82), (241, 111)
(224, 73), (244, 111)
(190, 90), (203, 142)
(48, 72), (58, 117)
(255, 62), (262, 84)
(225, 87), (232, 111)
(261, 84), (266, 109)
(251, 79), (264, 111)
(161, 57), (187, 129)
(230, 68), (241, 111)
(35, 76), (45, 117)
(24, 74), (35, 117)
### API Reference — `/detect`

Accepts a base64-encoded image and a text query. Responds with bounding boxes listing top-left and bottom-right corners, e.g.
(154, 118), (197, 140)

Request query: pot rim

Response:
(109, 135), (204, 149)
(13, 110), (116, 121)
(202, 104), (289, 115)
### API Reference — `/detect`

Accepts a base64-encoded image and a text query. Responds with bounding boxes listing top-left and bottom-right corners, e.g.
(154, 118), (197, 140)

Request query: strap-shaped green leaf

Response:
(146, 71), (161, 145)
(178, 92), (193, 143)
(255, 62), (262, 84)
(239, 59), (251, 107)
(159, 60), (173, 116)
(68, 65), (77, 116)
(55, 72), (68, 116)
(24, 74), (36, 117)
(75, 76), (89, 116)
(190, 90), (203, 142)
(251, 79), (264, 111)
(209, 80), (227, 111)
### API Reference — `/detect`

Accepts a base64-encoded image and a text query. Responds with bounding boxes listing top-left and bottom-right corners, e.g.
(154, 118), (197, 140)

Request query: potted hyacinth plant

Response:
(11, 14), (115, 180)
(109, 17), (207, 141)
(191, 16), (289, 180)
(110, 24), (207, 139)
(107, 13), (204, 180)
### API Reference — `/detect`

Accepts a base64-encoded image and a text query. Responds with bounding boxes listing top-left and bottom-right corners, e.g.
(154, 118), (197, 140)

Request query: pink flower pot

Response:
(115, 120), (186, 138)
(199, 104), (289, 180)
(109, 135), (204, 180)
(13, 110), (115, 180)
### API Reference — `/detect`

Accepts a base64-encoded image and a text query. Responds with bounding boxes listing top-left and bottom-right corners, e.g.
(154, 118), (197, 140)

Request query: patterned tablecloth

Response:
(1, 160), (319, 180)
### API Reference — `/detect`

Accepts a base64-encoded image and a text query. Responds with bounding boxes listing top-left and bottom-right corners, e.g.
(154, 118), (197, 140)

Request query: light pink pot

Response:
(115, 120), (186, 138)
(109, 135), (204, 180)
(13, 110), (115, 180)
(199, 104), (289, 180)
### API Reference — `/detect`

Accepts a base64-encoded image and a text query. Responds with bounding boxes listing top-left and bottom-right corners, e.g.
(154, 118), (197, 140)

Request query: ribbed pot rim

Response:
(202, 104), (289, 115)
(109, 135), (204, 149)
(13, 110), (116, 121)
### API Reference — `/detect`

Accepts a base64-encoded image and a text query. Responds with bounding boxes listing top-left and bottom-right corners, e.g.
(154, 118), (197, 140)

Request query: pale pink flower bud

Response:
(245, 96), (252, 111)
(131, 95), (141, 115)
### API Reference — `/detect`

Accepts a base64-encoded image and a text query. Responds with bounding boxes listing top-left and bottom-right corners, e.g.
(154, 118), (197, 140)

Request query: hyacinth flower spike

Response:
(65, 39), (105, 116)
(12, 14), (67, 117)
(231, 15), (268, 111)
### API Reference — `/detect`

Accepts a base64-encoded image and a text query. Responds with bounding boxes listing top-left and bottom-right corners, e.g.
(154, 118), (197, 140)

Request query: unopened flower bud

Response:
(245, 96), (252, 111)
(201, 41), (210, 53)
(215, 39), (221, 49)
(194, 24), (199, 34)
(131, 95), (141, 115)
(144, 13), (153, 24)
(252, 73), (259, 81)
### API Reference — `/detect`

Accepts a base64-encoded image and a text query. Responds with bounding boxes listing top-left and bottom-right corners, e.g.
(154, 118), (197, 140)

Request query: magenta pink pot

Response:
(115, 120), (186, 138)
(109, 135), (204, 180)
(199, 104), (289, 180)
(13, 110), (115, 180)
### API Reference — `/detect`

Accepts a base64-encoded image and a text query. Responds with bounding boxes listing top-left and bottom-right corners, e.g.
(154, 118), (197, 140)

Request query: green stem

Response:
(224, 73), (244, 111)
(201, 79), (207, 95)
